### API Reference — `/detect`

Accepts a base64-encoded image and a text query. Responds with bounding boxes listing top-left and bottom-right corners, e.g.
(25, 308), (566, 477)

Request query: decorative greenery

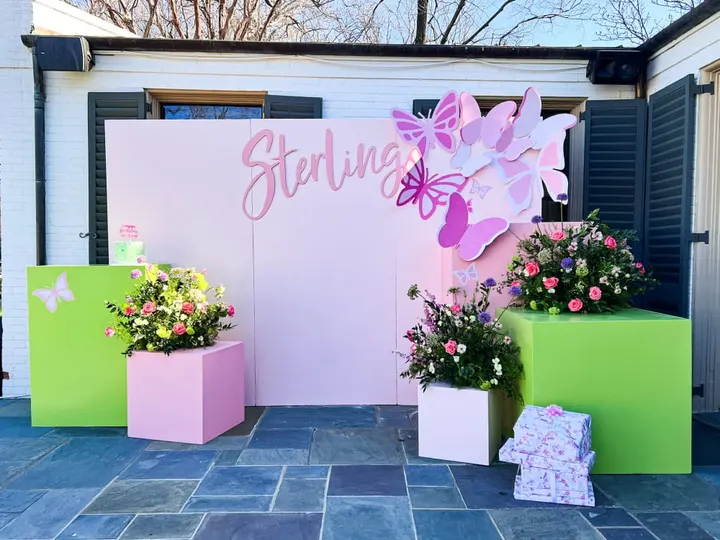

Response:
(503, 209), (657, 314)
(105, 264), (235, 356)
(399, 282), (523, 402)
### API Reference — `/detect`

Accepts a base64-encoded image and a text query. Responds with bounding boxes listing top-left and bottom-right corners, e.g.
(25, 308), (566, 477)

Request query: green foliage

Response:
(503, 210), (657, 314)
(400, 282), (523, 402)
(105, 265), (235, 356)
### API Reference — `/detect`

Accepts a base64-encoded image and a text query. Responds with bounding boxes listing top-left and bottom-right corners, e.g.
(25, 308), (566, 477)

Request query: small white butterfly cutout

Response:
(453, 262), (479, 286)
(32, 272), (75, 313)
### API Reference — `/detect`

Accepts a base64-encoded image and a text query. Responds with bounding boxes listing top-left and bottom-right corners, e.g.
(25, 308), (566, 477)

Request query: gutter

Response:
(21, 35), (47, 266)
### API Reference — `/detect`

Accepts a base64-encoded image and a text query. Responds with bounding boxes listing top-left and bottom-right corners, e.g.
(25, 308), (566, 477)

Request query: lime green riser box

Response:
(501, 308), (692, 474)
(28, 265), (144, 426)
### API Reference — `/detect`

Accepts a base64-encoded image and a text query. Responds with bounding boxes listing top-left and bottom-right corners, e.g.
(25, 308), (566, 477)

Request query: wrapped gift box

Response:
(514, 405), (591, 463)
(500, 438), (595, 492)
(513, 474), (595, 507)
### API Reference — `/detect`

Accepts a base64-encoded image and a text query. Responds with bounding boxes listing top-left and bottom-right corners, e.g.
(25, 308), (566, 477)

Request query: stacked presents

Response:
(500, 404), (595, 507)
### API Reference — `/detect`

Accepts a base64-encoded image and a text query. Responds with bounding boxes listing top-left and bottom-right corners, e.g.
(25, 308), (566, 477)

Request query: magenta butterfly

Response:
(501, 87), (577, 160)
(438, 192), (509, 261)
(396, 147), (467, 220)
(391, 91), (460, 157)
(496, 133), (569, 215)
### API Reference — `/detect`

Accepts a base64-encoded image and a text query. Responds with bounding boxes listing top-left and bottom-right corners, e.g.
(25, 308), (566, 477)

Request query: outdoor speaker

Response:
(35, 36), (93, 72)
(586, 50), (644, 85)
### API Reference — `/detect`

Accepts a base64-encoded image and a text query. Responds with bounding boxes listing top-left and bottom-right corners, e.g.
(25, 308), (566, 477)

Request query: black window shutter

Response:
(642, 75), (697, 318)
(582, 99), (648, 256)
(264, 95), (322, 118)
(412, 99), (439, 118)
(87, 92), (147, 265)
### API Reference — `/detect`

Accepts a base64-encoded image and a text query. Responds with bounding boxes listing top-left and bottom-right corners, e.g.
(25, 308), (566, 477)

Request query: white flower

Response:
(599, 276), (609, 285)
(537, 287), (543, 293)
(457, 344), (467, 354)
(623, 286), (628, 290)
(495, 323), (503, 329)
(464, 316), (469, 322)
(625, 274), (630, 278)
(492, 357), (500, 364)
(429, 364), (436, 374)
(180, 314), (188, 321)
(614, 288), (622, 294)
(438, 322), (443, 327)
(469, 316), (476, 322)
(491, 378), (498, 385)
(455, 319), (463, 327)
(504, 336), (512, 345)
(548, 288), (555, 294)
(453, 356), (460, 363)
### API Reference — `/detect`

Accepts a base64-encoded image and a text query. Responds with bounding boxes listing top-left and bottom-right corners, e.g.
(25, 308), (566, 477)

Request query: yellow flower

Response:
(146, 343), (155, 351)
(195, 273), (208, 290)
(156, 327), (171, 339)
(186, 327), (195, 335)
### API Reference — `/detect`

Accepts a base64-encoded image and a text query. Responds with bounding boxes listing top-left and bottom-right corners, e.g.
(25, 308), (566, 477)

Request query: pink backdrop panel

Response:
(105, 120), (258, 403)
(249, 119), (401, 405)
(441, 222), (582, 314)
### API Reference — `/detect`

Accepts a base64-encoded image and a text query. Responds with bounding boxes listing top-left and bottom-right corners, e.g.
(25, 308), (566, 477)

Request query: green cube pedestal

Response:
(501, 308), (692, 474)
(28, 265), (145, 426)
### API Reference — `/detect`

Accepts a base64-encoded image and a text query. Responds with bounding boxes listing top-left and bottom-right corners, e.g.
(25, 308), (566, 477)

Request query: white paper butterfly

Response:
(32, 272), (75, 313)
(453, 263), (479, 286)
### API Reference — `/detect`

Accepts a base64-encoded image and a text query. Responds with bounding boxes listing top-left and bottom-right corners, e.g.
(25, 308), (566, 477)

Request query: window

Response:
(161, 104), (262, 120)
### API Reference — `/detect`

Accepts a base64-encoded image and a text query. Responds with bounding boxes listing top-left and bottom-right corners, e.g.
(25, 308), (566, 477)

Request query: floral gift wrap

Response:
(513, 474), (596, 507)
(513, 404), (591, 463)
(500, 438), (595, 476)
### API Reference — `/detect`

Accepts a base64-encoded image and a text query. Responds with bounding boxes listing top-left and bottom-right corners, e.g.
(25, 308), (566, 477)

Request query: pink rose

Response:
(104, 327), (115, 338)
(450, 303), (461, 315)
(636, 262), (645, 275)
(525, 262), (540, 277)
(589, 287), (602, 301)
(568, 298), (584, 312)
(550, 230), (565, 242)
(141, 302), (156, 315)
(410, 344), (417, 354)
(227, 305), (235, 317)
(158, 271), (168, 282)
(124, 306), (136, 316)
(181, 302), (194, 315)
(543, 277), (559, 290)
(511, 280), (520, 287)
(444, 340), (457, 355)
(130, 269), (142, 280)
(173, 323), (186, 335)
(604, 236), (617, 249)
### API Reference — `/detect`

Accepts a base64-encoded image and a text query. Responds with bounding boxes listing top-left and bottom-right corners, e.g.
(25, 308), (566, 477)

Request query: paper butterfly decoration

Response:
(454, 262), (479, 286)
(496, 133), (569, 215)
(451, 93), (516, 177)
(469, 180), (491, 199)
(500, 87), (578, 161)
(396, 146), (467, 220)
(438, 192), (510, 261)
(391, 91), (460, 157)
(32, 272), (75, 314)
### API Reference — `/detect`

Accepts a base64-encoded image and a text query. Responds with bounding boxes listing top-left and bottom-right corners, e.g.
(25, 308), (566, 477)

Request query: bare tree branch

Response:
(461, 0), (516, 45)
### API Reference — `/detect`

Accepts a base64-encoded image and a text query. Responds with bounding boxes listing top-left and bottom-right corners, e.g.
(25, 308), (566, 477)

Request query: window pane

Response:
(162, 104), (262, 120)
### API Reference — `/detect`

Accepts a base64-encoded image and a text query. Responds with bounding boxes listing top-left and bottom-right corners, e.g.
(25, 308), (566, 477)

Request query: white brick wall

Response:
(646, 11), (720, 94)
(6, 45), (636, 396)
(0, 0), (36, 397)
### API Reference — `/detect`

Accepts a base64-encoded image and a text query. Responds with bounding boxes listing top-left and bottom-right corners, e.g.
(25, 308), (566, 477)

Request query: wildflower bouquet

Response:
(105, 264), (235, 356)
(400, 282), (523, 401)
(503, 210), (657, 314)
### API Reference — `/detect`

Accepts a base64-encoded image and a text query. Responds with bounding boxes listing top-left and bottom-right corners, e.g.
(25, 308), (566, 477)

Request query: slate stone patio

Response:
(0, 399), (719, 539)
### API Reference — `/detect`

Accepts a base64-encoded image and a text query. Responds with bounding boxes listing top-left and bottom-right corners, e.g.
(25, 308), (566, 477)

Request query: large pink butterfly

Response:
(497, 133), (569, 215)
(501, 87), (577, 161)
(437, 192), (509, 261)
(396, 147), (467, 220)
(391, 91), (460, 157)
(451, 93), (516, 177)
(32, 272), (75, 313)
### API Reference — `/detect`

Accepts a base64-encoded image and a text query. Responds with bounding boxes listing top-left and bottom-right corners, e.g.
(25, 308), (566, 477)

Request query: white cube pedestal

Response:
(417, 382), (501, 466)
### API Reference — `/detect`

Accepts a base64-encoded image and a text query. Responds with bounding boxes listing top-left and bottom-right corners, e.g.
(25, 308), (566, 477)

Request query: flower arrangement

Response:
(503, 209), (657, 314)
(105, 264), (235, 356)
(399, 282), (523, 401)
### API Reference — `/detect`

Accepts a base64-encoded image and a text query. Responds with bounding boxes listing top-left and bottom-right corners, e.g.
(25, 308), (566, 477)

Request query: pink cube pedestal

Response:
(418, 383), (501, 465)
(127, 341), (245, 444)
